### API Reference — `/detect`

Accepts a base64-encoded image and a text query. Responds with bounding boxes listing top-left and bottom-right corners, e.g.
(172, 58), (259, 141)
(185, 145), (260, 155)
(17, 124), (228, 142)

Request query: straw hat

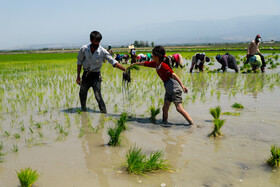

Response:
(128, 45), (135, 49)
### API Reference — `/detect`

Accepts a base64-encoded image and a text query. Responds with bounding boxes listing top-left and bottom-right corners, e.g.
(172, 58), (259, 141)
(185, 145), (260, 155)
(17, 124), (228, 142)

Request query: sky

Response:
(1, 0), (280, 50)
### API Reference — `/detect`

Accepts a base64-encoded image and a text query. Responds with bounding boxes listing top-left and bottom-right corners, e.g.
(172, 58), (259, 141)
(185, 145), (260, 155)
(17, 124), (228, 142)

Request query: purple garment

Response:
(221, 55), (229, 66)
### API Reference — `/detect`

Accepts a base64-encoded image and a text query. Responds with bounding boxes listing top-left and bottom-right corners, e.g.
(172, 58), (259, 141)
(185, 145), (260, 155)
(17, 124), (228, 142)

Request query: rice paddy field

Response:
(1, 48), (280, 186)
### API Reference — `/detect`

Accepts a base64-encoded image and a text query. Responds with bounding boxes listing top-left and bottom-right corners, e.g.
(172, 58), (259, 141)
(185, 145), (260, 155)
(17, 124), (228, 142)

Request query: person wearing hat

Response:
(190, 53), (210, 73)
(76, 31), (126, 113)
(169, 53), (184, 68)
(128, 45), (137, 64)
(245, 35), (266, 72)
(216, 53), (239, 73)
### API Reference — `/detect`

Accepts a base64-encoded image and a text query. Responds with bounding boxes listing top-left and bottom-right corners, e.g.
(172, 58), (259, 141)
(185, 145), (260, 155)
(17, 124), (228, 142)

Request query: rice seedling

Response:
(12, 144), (18, 152)
(34, 122), (42, 129)
(124, 146), (170, 175)
(29, 127), (34, 134)
(231, 102), (244, 109)
(150, 106), (160, 122)
(221, 112), (241, 116)
(79, 127), (85, 138)
(107, 125), (123, 146)
(14, 133), (21, 139)
(4, 131), (10, 137)
(117, 112), (128, 130)
(209, 119), (225, 138)
(20, 125), (25, 132)
(16, 167), (39, 187)
(38, 132), (44, 138)
(267, 145), (280, 167)
(209, 106), (221, 119)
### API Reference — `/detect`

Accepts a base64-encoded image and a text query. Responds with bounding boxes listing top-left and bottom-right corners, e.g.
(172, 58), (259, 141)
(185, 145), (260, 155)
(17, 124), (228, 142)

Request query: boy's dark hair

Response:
(206, 57), (210, 62)
(152, 46), (165, 61)
(90, 31), (102, 42)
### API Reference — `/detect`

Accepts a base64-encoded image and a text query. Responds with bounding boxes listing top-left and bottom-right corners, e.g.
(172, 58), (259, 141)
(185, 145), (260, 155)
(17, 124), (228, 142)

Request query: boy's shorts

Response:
(164, 78), (182, 103)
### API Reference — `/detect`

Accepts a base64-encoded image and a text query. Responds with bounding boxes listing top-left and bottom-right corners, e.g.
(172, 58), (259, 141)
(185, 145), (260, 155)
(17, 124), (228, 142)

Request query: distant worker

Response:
(216, 53), (239, 73)
(137, 53), (146, 62)
(190, 53), (210, 73)
(107, 45), (114, 56)
(248, 55), (263, 72)
(245, 34), (266, 73)
(123, 54), (130, 64)
(146, 53), (152, 61)
(169, 53), (183, 68)
(129, 45), (137, 64)
(115, 54), (122, 63)
(76, 31), (126, 112)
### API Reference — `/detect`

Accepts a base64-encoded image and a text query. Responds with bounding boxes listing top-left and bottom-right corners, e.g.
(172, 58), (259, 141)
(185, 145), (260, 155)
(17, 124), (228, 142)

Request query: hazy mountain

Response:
(104, 15), (280, 46)
(5, 15), (279, 50)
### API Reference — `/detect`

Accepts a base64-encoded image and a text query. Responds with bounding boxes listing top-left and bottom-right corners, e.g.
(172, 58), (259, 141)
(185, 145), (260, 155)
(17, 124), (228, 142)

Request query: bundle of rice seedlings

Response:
(209, 106), (221, 119)
(150, 106), (160, 122)
(124, 146), (170, 175)
(107, 125), (123, 146)
(16, 167), (39, 187)
(231, 102), (244, 109)
(117, 112), (128, 130)
(209, 119), (225, 138)
(267, 145), (280, 167)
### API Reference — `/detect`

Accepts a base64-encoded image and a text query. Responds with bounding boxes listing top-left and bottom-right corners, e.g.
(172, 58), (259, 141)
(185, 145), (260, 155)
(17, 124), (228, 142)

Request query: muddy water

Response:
(1, 59), (280, 186)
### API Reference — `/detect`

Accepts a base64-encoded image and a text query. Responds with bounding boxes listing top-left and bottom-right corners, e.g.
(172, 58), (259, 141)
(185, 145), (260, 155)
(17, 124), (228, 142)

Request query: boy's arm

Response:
(133, 62), (145, 66)
(171, 73), (188, 93)
(114, 63), (126, 71)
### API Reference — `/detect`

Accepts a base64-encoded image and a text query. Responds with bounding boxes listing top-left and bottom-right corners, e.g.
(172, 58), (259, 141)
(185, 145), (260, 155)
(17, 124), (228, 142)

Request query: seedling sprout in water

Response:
(16, 167), (39, 187)
(150, 106), (160, 122)
(209, 106), (221, 119)
(231, 102), (244, 109)
(267, 145), (280, 167)
(123, 146), (171, 175)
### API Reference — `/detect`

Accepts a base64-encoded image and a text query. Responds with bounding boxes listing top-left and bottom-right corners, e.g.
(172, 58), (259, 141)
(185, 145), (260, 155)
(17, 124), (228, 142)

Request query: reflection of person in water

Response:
(80, 113), (111, 187)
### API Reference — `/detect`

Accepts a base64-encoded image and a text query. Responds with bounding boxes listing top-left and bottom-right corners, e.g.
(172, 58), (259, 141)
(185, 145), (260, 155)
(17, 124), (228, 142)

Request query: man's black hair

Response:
(90, 31), (102, 42)
(152, 46), (165, 61)
(206, 57), (210, 62)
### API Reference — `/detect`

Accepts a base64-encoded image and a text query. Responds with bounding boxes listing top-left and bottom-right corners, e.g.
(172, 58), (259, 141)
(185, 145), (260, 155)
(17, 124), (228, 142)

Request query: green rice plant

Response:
(4, 131), (10, 137)
(266, 145), (280, 167)
(127, 64), (140, 71)
(150, 106), (160, 122)
(0, 141), (3, 151)
(16, 167), (39, 187)
(38, 132), (44, 138)
(209, 106), (221, 119)
(221, 112), (241, 116)
(20, 125), (25, 132)
(34, 122), (42, 129)
(124, 146), (170, 175)
(12, 144), (18, 152)
(231, 102), (244, 109)
(14, 133), (21, 139)
(29, 127), (34, 134)
(79, 127), (85, 138)
(209, 119), (225, 138)
(267, 145), (280, 167)
(117, 112), (128, 130)
(107, 125), (123, 146)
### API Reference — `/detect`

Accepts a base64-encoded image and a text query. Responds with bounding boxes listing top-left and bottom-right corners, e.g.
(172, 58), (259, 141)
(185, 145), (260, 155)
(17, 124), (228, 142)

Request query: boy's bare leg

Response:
(162, 100), (171, 123)
(174, 103), (194, 126)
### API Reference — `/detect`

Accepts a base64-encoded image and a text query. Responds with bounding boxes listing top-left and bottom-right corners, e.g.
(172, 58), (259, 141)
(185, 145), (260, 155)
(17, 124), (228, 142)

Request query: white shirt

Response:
(77, 44), (117, 72)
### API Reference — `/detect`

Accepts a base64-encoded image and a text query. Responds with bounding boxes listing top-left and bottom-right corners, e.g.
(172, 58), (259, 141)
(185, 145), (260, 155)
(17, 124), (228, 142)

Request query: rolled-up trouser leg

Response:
(93, 79), (107, 113)
(79, 81), (90, 111)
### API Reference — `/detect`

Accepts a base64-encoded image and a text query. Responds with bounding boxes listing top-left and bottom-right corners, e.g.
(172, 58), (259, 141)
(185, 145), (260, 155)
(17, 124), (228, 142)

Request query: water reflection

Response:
(80, 112), (110, 187)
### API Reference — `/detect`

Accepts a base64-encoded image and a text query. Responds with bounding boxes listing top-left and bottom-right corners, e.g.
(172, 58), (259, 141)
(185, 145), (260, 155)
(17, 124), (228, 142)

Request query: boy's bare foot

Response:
(161, 121), (172, 128)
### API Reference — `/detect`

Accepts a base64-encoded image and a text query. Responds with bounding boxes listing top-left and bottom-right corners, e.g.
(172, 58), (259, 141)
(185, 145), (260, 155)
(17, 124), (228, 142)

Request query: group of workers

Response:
(76, 31), (267, 126)
(107, 35), (265, 73)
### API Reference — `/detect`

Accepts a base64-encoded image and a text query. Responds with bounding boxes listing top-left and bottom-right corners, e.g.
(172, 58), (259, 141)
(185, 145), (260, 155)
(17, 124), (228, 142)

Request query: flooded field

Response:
(0, 52), (280, 186)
